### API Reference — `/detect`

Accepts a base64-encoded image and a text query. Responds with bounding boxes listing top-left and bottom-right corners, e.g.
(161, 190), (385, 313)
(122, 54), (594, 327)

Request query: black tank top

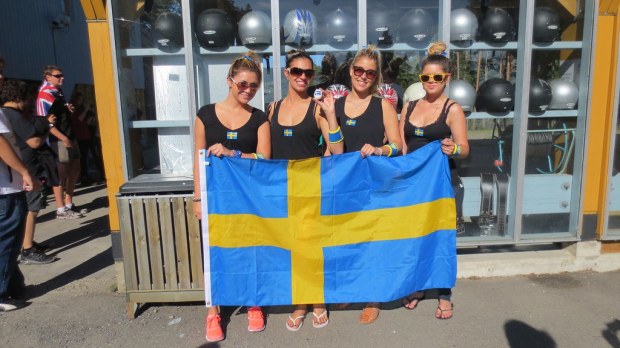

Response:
(404, 98), (457, 169)
(336, 95), (385, 152)
(270, 100), (322, 160)
(197, 104), (268, 153)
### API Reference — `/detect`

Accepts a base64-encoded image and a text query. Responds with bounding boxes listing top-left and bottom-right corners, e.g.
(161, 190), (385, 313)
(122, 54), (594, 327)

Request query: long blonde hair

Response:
(351, 45), (383, 95)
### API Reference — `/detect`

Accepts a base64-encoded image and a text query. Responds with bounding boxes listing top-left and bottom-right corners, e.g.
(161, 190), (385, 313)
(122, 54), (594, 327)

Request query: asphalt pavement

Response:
(0, 185), (619, 348)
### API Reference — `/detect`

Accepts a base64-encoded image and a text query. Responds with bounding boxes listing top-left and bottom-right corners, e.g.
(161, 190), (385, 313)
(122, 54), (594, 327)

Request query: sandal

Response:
(286, 314), (306, 332)
(312, 309), (329, 329)
(358, 305), (380, 324)
(435, 301), (454, 320)
(402, 291), (425, 310)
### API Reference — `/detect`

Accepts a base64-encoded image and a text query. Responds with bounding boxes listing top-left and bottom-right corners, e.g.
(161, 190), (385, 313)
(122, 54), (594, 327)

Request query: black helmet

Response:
(154, 12), (183, 52)
(282, 9), (317, 47)
(398, 8), (434, 47)
(449, 80), (476, 113)
(324, 9), (355, 46)
(529, 78), (552, 112)
(195, 9), (235, 48)
(367, 8), (396, 45)
(476, 78), (515, 113)
(533, 7), (560, 43)
(238, 11), (272, 46)
(549, 78), (579, 110)
(480, 8), (514, 42)
(450, 8), (478, 43)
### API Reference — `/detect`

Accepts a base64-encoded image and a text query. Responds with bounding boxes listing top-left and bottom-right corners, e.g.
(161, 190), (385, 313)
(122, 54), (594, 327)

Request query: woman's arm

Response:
(316, 90), (344, 155)
(399, 101), (410, 155)
(255, 121), (271, 159)
(443, 103), (469, 159)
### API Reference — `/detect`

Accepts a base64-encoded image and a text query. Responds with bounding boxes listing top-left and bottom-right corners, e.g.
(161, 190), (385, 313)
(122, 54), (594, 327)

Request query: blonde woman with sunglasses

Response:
(399, 42), (469, 320)
(334, 46), (401, 324)
(267, 50), (342, 332)
(193, 51), (271, 342)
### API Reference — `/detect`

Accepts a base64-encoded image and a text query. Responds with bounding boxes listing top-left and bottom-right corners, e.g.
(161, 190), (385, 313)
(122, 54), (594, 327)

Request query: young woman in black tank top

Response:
(399, 42), (469, 320)
(335, 46), (402, 325)
(268, 50), (342, 161)
(192, 52), (270, 342)
(270, 50), (341, 331)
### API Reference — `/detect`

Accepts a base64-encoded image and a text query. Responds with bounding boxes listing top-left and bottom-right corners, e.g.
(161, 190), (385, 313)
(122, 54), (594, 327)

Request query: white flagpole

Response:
(199, 149), (212, 306)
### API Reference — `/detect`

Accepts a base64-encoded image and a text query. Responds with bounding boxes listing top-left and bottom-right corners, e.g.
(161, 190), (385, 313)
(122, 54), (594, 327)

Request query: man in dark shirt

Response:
(2, 80), (57, 265)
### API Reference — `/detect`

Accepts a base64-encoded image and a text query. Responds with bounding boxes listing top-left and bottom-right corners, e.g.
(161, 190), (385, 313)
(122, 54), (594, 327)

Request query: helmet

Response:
(327, 84), (350, 99)
(398, 8), (434, 47)
(476, 78), (515, 113)
(448, 80), (476, 113)
(451, 9), (478, 44)
(238, 11), (271, 46)
(282, 9), (317, 46)
(549, 79), (579, 110)
(378, 84), (398, 109)
(324, 9), (355, 46)
(195, 9), (235, 48)
(480, 7), (514, 42)
(529, 78), (552, 112)
(533, 7), (560, 43)
(153, 12), (183, 52)
(367, 9), (396, 45)
(403, 82), (426, 103)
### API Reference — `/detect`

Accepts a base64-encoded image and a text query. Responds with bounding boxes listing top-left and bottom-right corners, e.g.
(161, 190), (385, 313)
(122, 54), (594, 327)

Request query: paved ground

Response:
(1, 185), (619, 348)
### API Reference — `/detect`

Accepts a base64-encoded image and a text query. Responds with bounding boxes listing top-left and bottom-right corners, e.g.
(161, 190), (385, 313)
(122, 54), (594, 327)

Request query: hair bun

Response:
(427, 41), (447, 56)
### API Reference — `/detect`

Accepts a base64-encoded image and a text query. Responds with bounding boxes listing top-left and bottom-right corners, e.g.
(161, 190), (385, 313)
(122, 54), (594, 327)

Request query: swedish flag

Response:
(199, 141), (456, 306)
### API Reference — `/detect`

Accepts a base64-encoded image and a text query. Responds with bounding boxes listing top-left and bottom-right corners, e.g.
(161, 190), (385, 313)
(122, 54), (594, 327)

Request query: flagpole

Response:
(199, 149), (213, 306)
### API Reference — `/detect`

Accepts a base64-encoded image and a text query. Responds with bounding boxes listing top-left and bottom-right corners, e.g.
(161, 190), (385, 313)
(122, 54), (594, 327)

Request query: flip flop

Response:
(435, 302), (454, 320)
(286, 314), (305, 332)
(312, 310), (329, 329)
(335, 303), (351, 310)
(402, 291), (425, 310)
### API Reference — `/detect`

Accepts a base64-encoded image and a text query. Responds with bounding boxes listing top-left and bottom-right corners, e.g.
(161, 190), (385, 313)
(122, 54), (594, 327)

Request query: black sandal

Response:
(402, 291), (425, 310)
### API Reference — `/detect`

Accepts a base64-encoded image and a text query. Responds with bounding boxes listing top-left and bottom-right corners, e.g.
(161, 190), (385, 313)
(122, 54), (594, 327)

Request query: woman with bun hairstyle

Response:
(192, 52), (270, 342)
(268, 49), (342, 331)
(334, 46), (401, 324)
(399, 42), (469, 319)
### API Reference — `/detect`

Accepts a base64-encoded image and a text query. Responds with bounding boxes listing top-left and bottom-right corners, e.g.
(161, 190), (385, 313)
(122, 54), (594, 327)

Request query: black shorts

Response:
(25, 185), (48, 212)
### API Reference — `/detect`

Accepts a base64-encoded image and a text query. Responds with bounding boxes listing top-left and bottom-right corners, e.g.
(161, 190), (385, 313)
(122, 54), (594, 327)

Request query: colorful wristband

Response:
(231, 150), (242, 157)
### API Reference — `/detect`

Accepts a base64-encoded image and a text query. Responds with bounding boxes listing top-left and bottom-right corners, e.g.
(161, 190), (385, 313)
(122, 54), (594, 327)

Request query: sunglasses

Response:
(419, 73), (449, 83)
(50, 74), (64, 78)
(229, 76), (259, 91)
(352, 66), (377, 80)
(287, 67), (315, 78)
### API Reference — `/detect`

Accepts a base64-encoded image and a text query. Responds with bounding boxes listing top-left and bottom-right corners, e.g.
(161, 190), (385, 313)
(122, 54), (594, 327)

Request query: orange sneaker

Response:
(205, 314), (224, 342)
(247, 306), (265, 332)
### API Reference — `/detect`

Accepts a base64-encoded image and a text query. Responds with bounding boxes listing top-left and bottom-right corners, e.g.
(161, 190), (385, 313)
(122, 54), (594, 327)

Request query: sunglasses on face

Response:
(50, 74), (64, 78)
(352, 66), (377, 80)
(287, 67), (315, 78)
(229, 76), (259, 91)
(419, 73), (449, 83)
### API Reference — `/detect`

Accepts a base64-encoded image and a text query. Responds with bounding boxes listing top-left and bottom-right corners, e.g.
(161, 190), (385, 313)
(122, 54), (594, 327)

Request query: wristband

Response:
(255, 153), (265, 159)
(451, 144), (461, 158)
(328, 127), (344, 143)
(231, 150), (242, 157)
(386, 143), (398, 157)
(192, 198), (201, 202)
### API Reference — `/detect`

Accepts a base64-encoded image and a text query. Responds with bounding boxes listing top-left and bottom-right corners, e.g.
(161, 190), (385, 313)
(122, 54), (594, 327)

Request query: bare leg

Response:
(22, 211), (38, 250)
(52, 185), (64, 210)
(64, 159), (81, 206)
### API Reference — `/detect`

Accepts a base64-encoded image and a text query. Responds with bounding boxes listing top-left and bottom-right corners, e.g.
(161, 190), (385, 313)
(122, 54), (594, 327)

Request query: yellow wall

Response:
(584, 4), (620, 238)
(80, 0), (122, 231)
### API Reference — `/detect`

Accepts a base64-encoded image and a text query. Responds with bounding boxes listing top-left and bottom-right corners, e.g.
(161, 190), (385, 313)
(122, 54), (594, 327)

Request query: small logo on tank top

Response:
(226, 131), (238, 140)
(283, 129), (293, 137)
(414, 128), (424, 137)
(346, 119), (356, 126)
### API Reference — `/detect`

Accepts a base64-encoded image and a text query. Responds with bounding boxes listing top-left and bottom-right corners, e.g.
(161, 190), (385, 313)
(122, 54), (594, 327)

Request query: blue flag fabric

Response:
(201, 141), (457, 306)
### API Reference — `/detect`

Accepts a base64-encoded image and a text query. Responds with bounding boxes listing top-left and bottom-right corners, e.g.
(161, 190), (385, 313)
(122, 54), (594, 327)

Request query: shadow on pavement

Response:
(41, 215), (110, 255)
(504, 319), (556, 348)
(602, 319), (620, 348)
(37, 195), (109, 223)
(24, 247), (113, 300)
